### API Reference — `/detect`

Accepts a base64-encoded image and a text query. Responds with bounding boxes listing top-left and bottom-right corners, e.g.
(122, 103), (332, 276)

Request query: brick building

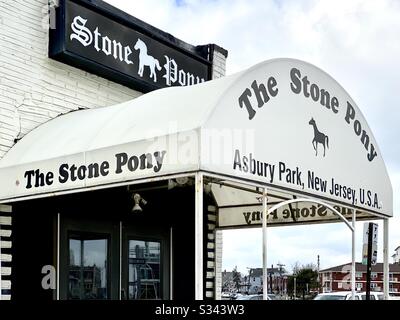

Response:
(0, 0), (227, 300)
(320, 262), (400, 296)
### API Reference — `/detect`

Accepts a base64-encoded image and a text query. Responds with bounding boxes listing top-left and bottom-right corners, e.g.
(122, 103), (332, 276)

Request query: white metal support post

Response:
(119, 221), (122, 300)
(0, 223), (2, 301)
(383, 218), (389, 300)
(195, 173), (204, 300)
(57, 213), (60, 300)
(262, 187), (268, 300)
(351, 209), (356, 300)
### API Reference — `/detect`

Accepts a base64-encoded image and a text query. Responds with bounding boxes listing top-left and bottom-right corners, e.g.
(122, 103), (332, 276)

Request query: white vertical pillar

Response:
(170, 227), (173, 300)
(119, 221), (122, 300)
(351, 209), (356, 300)
(262, 188), (268, 300)
(195, 173), (204, 300)
(57, 213), (60, 300)
(0, 223), (2, 301)
(383, 218), (389, 300)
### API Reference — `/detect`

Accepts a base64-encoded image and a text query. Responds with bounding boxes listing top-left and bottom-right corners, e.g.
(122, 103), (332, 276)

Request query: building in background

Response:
(319, 262), (400, 296)
(241, 266), (288, 295)
(392, 246), (400, 264)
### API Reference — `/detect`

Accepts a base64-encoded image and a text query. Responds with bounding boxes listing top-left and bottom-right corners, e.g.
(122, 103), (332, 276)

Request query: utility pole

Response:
(366, 223), (373, 301)
(277, 263), (285, 296)
(317, 255), (320, 292)
(294, 277), (296, 299)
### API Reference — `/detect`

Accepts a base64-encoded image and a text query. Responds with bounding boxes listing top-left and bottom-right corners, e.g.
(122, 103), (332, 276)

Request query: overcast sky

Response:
(104, 0), (400, 274)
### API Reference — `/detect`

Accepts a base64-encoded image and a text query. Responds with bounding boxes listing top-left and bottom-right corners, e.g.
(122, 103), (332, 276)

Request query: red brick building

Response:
(319, 262), (400, 296)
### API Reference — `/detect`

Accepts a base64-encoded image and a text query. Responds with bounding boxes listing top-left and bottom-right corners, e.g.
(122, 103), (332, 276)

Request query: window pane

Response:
(70, 239), (81, 266)
(128, 240), (161, 300)
(68, 236), (108, 300)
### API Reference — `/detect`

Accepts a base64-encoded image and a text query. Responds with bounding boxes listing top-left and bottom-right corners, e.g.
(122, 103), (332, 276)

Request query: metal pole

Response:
(366, 222), (373, 300)
(294, 277), (296, 299)
(195, 173), (204, 300)
(57, 213), (60, 300)
(351, 209), (356, 300)
(317, 255), (320, 292)
(383, 218), (389, 300)
(170, 227), (173, 300)
(0, 223), (2, 301)
(119, 221), (122, 300)
(262, 187), (268, 300)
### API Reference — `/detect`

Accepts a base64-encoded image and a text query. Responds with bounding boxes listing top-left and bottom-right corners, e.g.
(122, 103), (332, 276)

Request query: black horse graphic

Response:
(309, 118), (329, 157)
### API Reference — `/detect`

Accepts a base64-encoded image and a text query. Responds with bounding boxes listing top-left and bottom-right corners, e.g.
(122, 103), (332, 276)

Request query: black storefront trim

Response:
(49, 0), (213, 92)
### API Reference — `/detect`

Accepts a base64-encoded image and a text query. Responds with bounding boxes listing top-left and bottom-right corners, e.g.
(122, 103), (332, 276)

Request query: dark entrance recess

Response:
(11, 180), (211, 301)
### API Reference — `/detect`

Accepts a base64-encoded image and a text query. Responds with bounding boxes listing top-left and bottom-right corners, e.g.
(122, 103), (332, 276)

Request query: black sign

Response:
(50, 0), (211, 92)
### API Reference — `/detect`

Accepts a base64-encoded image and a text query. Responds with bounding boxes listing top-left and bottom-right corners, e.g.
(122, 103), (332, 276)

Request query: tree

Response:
(287, 263), (320, 299)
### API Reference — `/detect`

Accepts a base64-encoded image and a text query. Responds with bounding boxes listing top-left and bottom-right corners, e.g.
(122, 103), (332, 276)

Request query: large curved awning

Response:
(0, 58), (392, 219)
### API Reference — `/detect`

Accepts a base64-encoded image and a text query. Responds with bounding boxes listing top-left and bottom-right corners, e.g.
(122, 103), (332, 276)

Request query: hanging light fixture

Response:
(131, 193), (147, 213)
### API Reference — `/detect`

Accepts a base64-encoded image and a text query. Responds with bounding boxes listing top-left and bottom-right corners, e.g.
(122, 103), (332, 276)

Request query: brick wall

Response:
(0, 204), (12, 300)
(209, 44), (227, 300)
(0, 0), (141, 160)
(214, 230), (223, 300)
(0, 0), (228, 301)
(211, 45), (228, 80)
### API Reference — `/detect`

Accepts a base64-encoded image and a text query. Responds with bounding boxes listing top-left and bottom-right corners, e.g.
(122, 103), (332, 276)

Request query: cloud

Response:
(104, 0), (400, 273)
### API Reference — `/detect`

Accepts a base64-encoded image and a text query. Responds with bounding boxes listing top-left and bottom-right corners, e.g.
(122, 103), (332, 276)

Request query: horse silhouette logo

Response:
(309, 118), (329, 157)
(134, 38), (162, 82)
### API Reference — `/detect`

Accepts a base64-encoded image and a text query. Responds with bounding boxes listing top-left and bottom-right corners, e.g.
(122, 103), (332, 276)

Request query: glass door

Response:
(59, 218), (120, 300)
(128, 240), (161, 299)
(60, 217), (170, 300)
(68, 234), (109, 299)
(122, 226), (170, 300)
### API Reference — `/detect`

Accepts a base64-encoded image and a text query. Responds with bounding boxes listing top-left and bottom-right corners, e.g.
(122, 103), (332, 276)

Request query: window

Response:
(371, 272), (378, 279)
(356, 283), (363, 289)
(370, 283), (377, 289)
(337, 282), (343, 289)
(356, 272), (362, 278)
(68, 234), (109, 300)
(128, 240), (161, 300)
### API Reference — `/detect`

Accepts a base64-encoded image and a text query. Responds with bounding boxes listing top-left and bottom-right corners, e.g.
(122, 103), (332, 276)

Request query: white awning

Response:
(0, 58), (392, 218)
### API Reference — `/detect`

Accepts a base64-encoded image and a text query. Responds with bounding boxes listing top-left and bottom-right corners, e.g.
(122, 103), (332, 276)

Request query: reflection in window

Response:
(128, 240), (161, 299)
(68, 235), (108, 300)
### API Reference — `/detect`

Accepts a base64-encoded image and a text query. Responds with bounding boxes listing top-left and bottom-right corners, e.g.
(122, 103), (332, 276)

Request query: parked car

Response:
(221, 292), (238, 300)
(357, 292), (384, 300)
(235, 294), (275, 300)
(314, 291), (384, 300)
(313, 291), (354, 300)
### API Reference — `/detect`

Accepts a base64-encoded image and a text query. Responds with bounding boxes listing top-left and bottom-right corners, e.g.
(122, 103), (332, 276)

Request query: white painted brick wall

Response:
(207, 45), (227, 299)
(212, 50), (227, 79)
(0, 0), (141, 159)
(0, 0), (228, 301)
(215, 229), (223, 300)
(0, 1), (227, 160)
